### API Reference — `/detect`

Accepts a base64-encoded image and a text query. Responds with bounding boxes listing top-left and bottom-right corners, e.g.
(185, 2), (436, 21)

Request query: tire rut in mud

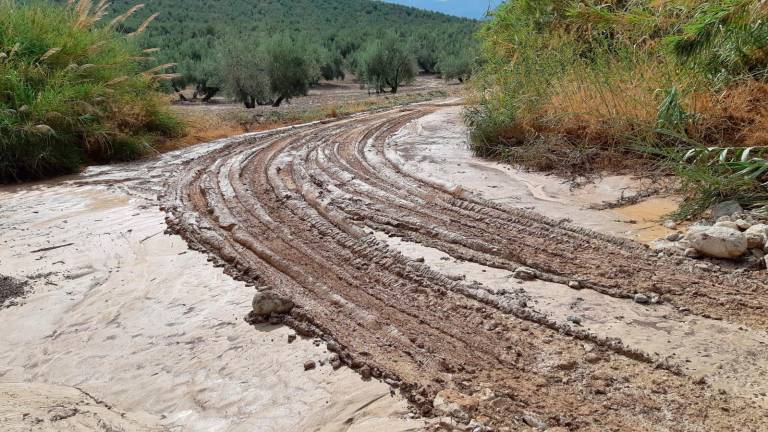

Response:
(162, 105), (768, 430)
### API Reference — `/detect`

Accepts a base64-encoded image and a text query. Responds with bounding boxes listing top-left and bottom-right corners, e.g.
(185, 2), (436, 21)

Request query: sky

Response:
(383, 0), (503, 19)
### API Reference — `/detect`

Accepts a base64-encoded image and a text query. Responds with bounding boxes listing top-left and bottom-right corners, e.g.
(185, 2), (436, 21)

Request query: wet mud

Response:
(161, 102), (768, 429)
(0, 185), (420, 431)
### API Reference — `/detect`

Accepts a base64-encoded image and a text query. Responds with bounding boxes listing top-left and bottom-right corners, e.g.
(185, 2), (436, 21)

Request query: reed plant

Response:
(0, 0), (182, 181)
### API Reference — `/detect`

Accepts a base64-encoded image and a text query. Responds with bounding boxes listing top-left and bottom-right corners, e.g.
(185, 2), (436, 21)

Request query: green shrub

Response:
(0, 0), (182, 181)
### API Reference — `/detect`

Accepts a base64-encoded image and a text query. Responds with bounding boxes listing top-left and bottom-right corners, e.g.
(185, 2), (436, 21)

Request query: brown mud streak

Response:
(162, 104), (768, 430)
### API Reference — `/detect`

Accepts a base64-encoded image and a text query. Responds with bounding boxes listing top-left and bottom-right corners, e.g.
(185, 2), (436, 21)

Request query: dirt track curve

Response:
(162, 102), (768, 430)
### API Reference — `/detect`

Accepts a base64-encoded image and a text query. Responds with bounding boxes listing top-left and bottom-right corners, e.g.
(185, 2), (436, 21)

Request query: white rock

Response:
(746, 233), (765, 250)
(513, 267), (536, 281)
(745, 224), (768, 249)
(684, 248), (701, 258)
(663, 220), (677, 230)
(568, 281), (582, 289)
(634, 293), (650, 304)
(747, 224), (768, 237)
(649, 239), (684, 255)
(714, 220), (740, 231)
(735, 219), (752, 230)
(685, 226), (748, 259)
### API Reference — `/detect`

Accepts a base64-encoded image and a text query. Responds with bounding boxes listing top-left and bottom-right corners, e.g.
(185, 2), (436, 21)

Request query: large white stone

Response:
(685, 226), (748, 259)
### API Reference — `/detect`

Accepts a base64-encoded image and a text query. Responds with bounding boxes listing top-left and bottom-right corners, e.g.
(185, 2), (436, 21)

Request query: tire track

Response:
(163, 104), (768, 430)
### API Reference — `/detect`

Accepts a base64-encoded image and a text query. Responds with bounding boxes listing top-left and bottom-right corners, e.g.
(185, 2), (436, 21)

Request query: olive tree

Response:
(219, 35), (317, 108)
(174, 57), (222, 102)
(319, 48), (346, 81)
(265, 37), (316, 107)
(356, 36), (417, 94)
(411, 32), (440, 74)
(438, 47), (474, 83)
(218, 37), (271, 108)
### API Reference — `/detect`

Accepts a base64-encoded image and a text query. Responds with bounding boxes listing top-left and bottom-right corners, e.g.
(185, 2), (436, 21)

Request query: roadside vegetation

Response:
(0, 0), (181, 181)
(469, 0), (768, 218)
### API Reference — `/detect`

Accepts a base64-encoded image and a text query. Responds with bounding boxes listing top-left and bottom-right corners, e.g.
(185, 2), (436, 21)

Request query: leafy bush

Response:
(0, 0), (181, 181)
(668, 0), (768, 84)
(673, 145), (768, 218)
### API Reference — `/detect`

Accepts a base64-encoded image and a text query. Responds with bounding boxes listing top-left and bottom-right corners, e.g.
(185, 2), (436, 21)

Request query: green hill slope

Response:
(107, 0), (478, 87)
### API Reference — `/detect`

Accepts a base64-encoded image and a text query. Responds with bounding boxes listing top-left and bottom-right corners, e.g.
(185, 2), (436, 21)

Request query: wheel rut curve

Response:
(162, 104), (768, 430)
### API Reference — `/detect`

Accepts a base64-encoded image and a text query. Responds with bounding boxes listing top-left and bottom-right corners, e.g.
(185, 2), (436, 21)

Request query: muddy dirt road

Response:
(3, 101), (768, 431)
(161, 101), (768, 430)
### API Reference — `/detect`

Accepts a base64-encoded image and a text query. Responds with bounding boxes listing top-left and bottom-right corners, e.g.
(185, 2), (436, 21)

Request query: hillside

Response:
(110, 0), (477, 42)
(107, 0), (478, 87)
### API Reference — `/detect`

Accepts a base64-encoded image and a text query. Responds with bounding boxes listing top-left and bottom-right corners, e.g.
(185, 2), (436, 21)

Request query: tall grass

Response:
(469, 0), (768, 216)
(0, 0), (182, 181)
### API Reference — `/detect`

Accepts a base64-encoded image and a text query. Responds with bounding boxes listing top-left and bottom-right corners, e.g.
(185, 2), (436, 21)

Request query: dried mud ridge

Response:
(162, 104), (768, 430)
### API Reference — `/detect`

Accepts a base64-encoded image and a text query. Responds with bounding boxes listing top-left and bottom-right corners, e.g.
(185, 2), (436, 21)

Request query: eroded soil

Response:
(0, 183), (420, 432)
(161, 102), (768, 430)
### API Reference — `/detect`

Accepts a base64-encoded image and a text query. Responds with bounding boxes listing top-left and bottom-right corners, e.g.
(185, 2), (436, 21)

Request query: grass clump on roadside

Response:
(0, 0), (182, 181)
(468, 0), (768, 217)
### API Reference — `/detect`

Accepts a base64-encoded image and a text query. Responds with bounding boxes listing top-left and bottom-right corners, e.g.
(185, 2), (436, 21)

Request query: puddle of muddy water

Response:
(0, 186), (421, 432)
(614, 197), (682, 242)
